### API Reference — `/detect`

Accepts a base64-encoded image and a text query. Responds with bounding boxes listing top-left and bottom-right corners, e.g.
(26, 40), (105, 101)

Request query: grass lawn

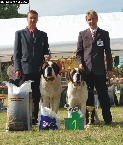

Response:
(0, 95), (123, 145)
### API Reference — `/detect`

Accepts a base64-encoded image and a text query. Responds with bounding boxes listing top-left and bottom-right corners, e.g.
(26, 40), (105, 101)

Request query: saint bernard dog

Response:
(40, 61), (62, 113)
(66, 68), (88, 125)
(66, 68), (100, 126)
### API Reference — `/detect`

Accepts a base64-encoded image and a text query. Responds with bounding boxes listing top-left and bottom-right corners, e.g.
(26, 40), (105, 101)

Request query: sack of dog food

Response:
(5, 81), (32, 132)
(38, 103), (60, 130)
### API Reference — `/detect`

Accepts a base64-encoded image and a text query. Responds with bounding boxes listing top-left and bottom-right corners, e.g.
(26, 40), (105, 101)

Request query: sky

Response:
(18, 0), (123, 16)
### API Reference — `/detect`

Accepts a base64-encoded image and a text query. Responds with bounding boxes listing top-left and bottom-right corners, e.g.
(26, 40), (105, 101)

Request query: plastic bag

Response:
(38, 103), (60, 130)
(5, 80), (32, 131)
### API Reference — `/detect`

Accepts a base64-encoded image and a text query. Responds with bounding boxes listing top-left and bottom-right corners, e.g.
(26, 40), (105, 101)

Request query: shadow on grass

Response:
(112, 121), (123, 127)
(111, 105), (123, 107)
(93, 120), (123, 128)
(58, 107), (67, 111)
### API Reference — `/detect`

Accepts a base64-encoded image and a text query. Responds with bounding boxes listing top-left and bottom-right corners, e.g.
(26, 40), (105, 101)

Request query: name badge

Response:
(97, 40), (104, 46)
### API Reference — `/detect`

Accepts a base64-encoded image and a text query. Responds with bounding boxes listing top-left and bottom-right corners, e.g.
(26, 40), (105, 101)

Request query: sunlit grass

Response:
(0, 95), (123, 145)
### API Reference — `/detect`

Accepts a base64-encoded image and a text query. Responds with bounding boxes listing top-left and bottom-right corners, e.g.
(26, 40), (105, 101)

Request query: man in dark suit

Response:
(14, 10), (49, 125)
(76, 10), (112, 125)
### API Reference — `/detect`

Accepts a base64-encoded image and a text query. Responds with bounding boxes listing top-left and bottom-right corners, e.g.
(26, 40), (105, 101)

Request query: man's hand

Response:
(107, 71), (113, 79)
(15, 70), (22, 79)
(44, 55), (50, 61)
(79, 64), (84, 70)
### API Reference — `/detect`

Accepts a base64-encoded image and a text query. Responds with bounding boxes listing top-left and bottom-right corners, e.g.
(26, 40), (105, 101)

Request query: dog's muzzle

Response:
(45, 76), (54, 81)
(44, 66), (55, 81)
(73, 80), (81, 86)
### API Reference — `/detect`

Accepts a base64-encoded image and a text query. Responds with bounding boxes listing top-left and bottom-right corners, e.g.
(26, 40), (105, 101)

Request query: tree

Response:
(18, 13), (27, 18)
(0, 4), (20, 19)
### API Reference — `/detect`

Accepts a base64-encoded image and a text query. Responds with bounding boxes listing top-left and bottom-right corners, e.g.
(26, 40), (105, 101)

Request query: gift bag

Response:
(5, 81), (32, 131)
(38, 103), (60, 130)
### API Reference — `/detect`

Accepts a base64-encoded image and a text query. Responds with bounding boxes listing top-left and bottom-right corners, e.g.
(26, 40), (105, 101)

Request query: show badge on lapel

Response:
(97, 39), (104, 46)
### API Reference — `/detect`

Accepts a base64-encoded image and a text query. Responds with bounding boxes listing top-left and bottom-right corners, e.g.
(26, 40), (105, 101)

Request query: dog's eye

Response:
(72, 70), (76, 75)
(44, 65), (49, 69)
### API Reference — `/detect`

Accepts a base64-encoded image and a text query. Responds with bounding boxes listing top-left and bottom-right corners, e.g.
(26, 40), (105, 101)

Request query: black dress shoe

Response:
(32, 119), (36, 125)
(35, 119), (38, 123)
(105, 121), (112, 126)
(32, 119), (38, 125)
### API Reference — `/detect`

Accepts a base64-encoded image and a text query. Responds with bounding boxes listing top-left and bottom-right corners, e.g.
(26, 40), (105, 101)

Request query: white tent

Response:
(0, 12), (123, 62)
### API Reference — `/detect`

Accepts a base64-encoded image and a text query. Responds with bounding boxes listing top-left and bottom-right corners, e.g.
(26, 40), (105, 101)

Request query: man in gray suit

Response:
(14, 10), (49, 125)
(76, 10), (112, 125)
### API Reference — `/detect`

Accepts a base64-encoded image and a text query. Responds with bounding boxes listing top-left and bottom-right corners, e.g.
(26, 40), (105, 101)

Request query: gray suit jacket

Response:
(76, 28), (112, 75)
(14, 28), (49, 74)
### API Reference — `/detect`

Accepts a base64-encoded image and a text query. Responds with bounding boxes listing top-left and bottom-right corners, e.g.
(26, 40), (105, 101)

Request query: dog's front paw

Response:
(64, 104), (70, 108)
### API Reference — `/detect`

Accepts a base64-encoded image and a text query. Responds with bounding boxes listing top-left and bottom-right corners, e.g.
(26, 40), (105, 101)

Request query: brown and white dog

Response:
(40, 61), (62, 113)
(66, 68), (100, 126)
(66, 68), (88, 125)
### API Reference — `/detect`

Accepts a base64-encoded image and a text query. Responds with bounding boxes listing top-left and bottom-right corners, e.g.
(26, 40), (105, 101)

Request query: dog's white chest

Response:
(40, 75), (61, 98)
(67, 82), (88, 105)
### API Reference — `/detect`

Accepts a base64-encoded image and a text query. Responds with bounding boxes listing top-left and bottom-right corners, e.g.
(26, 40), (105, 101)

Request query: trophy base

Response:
(84, 123), (94, 130)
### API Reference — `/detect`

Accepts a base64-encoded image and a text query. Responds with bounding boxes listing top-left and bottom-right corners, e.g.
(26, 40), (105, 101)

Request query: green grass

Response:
(0, 96), (123, 145)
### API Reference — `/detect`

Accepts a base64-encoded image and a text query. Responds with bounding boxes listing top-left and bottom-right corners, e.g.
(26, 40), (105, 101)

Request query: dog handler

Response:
(76, 10), (112, 125)
(14, 10), (49, 125)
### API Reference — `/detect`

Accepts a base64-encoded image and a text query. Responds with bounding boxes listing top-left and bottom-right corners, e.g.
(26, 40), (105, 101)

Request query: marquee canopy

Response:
(0, 12), (123, 62)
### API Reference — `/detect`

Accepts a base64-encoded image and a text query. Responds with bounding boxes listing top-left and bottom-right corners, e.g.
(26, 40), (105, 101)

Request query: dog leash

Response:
(87, 86), (97, 94)
(87, 77), (111, 94)
(39, 55), (50, 71)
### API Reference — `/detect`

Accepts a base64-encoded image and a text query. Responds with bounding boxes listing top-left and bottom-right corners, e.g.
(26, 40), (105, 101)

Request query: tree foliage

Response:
(0, 4), (20, 19)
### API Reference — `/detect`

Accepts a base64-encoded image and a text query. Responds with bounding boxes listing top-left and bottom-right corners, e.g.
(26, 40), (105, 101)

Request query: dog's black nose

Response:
(76, 81), (80, 84)
(77, 74), (81, 81)
(47, 67), (52, 76)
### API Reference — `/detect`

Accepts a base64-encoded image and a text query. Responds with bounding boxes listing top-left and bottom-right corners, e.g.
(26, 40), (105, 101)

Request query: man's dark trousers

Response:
(85, 71), (112, 124)
(19, 73), (41, 120)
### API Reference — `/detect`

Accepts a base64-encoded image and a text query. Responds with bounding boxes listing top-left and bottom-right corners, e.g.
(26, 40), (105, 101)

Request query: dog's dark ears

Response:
(66, 70), (73, 81)
(79, 69), (86, 81)
(66, 71), (71, 81)
(40, 62), (48, 74)
(52, 62), (60, 75)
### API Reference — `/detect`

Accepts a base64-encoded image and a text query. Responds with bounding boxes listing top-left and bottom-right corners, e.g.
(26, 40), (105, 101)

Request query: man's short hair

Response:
(27, 10), (38, 17)
(85, 10), (98, 20)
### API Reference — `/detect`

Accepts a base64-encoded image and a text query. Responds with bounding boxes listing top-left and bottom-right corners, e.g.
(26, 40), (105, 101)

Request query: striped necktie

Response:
(92, 30), (95, 40)
(31, 30), (36, 43)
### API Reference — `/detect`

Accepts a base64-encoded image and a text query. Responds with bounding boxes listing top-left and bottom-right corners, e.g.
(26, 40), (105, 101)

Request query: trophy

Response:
(66, 56), (72, 70)
(50, 56), (58, 62)
(60, 56), (66, 85)
(60, 56), (65, 70)
(86, 106), (94, 125)
(112, 53), (115, 68)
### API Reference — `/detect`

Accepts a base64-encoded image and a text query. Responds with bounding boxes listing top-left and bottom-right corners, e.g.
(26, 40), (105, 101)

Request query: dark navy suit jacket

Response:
(76, 28), (112, 75)
(14, 28), (49, 74)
